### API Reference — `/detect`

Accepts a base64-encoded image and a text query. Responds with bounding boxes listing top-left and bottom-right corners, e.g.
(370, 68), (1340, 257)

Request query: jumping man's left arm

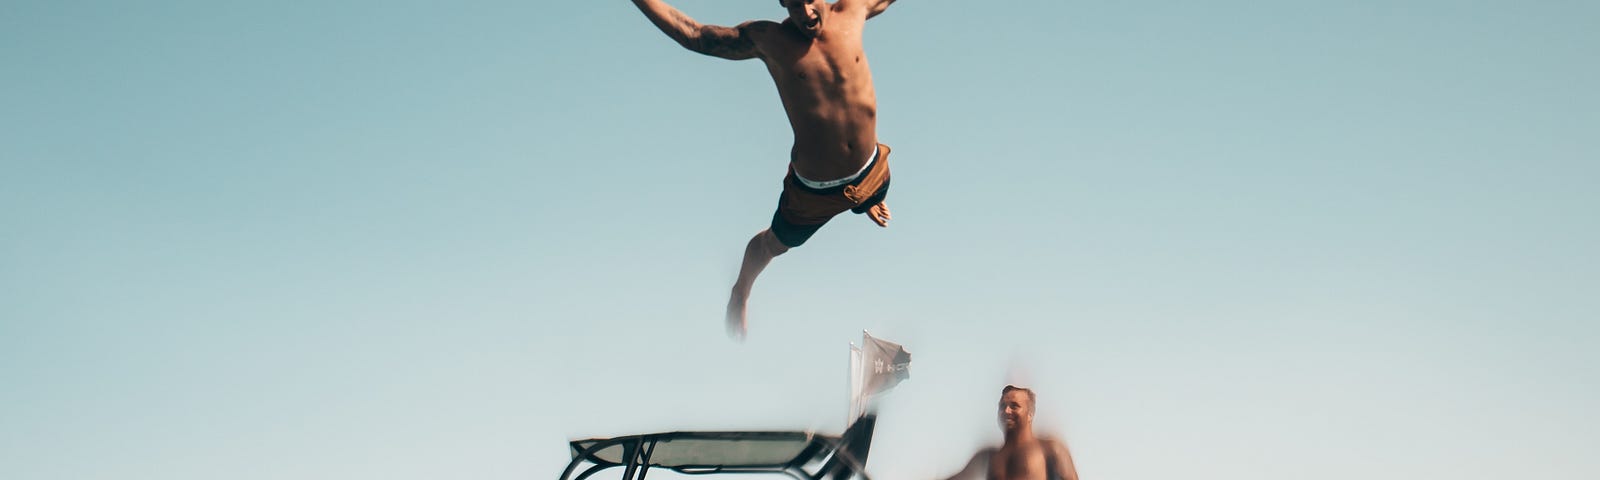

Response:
(838, 0), (898, 19)
(866, 0), (897, 19)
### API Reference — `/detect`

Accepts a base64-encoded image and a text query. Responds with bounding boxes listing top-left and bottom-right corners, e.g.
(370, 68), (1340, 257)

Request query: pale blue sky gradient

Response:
(3, 1), (1597, 479)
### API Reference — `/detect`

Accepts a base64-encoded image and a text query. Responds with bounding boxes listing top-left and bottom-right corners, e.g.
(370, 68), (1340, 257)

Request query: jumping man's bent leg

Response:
(726, 229), (790, 340)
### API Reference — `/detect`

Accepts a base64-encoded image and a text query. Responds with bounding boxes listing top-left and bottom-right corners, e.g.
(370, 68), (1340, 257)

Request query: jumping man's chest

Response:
(780, 50), (866, 87)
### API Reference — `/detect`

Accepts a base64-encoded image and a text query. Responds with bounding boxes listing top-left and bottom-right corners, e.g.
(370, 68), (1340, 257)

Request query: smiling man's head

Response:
(998, 385), (1037, 435)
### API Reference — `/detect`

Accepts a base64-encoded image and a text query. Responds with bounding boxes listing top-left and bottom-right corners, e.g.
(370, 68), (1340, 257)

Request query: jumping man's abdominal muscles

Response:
(759, 11), (879, 180)
(783, 98), (878, 180)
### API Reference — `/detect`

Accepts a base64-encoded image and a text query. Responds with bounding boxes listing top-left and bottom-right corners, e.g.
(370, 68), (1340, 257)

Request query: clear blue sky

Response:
(3, 1), (1597, 479)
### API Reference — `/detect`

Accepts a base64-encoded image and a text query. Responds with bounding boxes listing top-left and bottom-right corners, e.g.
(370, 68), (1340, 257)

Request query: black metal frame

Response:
(560, 415), (877, 480)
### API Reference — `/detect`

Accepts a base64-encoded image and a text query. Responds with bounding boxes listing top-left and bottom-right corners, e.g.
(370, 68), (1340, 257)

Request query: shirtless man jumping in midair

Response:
(629, 0), (898, 340)
(940, 386), (1081, 480)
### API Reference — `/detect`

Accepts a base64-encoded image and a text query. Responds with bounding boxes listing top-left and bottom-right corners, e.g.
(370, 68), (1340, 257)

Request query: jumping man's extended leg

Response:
(726, 229), (790, 340)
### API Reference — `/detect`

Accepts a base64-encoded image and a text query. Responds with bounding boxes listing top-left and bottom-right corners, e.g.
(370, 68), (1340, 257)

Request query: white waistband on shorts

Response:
(793, 145), (879, 190)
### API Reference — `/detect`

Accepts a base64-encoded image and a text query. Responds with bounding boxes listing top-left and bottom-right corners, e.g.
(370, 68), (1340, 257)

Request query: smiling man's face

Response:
(998, 388), (1034, 434)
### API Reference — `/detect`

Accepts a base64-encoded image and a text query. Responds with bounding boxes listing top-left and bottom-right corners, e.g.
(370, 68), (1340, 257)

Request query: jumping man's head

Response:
(998, 385), (1036, 435)
(780, 0), (825, 38)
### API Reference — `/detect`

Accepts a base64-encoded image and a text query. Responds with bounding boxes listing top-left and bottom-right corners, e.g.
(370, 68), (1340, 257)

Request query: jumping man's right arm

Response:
(629, 0), (761, 60)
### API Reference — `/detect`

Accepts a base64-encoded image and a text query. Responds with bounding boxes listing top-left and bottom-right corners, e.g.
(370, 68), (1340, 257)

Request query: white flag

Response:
(849, 332), (911, 420)
(860, 332), (912, 396)
(848, 343), (864, 421)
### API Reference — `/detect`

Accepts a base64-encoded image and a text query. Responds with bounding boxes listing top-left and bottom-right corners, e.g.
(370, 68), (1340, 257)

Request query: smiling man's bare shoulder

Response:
(938, 386), (1081, 480)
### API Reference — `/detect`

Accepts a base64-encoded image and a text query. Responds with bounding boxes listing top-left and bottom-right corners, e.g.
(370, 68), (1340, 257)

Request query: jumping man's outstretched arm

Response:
(838, 0), (900, 19)
(630, 0), (764, 60)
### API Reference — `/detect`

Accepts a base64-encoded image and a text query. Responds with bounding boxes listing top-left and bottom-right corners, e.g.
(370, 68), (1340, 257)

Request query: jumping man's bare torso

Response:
(744, 13), (878, 180)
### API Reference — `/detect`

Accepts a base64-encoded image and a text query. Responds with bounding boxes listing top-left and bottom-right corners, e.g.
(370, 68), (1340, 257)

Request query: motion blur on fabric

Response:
(849, 331), (912, 421)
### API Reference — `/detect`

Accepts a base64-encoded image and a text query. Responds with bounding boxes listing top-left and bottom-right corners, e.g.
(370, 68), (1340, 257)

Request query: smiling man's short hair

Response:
(1002, 385), (1036, 410)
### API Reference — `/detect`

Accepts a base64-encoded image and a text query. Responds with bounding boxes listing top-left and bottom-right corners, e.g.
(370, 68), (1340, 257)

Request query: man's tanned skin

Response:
(939, 386), (1080, 480)
(629, 0), (900, 339)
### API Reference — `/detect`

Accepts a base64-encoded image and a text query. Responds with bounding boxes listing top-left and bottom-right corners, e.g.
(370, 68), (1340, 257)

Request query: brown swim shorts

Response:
(770, 143), (892, 248)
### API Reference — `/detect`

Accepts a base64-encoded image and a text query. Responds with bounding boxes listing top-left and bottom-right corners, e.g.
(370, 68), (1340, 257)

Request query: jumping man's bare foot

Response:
(866, 202), (891, 227)
(726, 287), (750, 341)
